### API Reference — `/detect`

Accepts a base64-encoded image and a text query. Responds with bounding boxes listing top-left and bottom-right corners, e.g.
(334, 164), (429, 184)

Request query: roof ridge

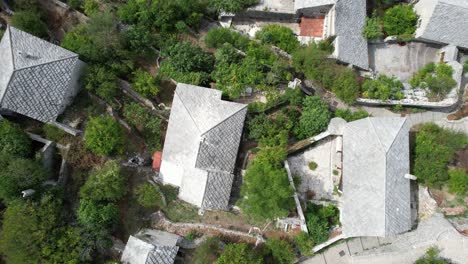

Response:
(367, 117), (386, 152)
(13, 53), (78, 71)
(174, 88), (202, 133)
(1, 27), (15, 106)
(200, 104), (247, 136)
(384, 117), (408, 154)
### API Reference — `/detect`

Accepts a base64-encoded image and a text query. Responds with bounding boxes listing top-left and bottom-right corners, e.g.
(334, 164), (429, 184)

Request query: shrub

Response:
(205, 28), (249, 50)
(192, 237), (222, 264)
(363, 15), (383, 40)
(131, 69), (159, 99)
(448, 169), (468, 195)
(84, 116), (125, 156)
(265, 238), (295, 264)
(217, 243), (262, 264)
(77, 199), (119, 231)
(383, 4), (418, 37)
(415, 246), (450, 264)
(83, 0), (99, 15)
(136, 183), (164, 208)
(84, 65), (119, 102)
(332, 68), (360, 103)
(123, 103), (162, 150)
(255, 25), (300, 53)
(0, 120), (32, 157)
(294, 232), (314, 256)
(11, 11), (48, 38)
(362, 74), (404, 100)
(308, 161), (318, 170)
(294, 96), (331, 140)
(305, 204), (340, 245)
(0, 156), (49, 203)
(334, 108), (369, 122)
(413, 123), (468, 187)
(463, 61), (468, 73)
(80, 160), (126, 202)
(211, 0), (259, 13)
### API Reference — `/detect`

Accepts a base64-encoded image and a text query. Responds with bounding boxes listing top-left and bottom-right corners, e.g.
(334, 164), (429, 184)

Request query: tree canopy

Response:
(294, 96), (331, 140)
(255, 25), (300, 54)
(11, 11), (47, 38)
(217, 243), (262, 264)
(362, 74), (404, 101)
(382, 4), (418, 38)
(84, 116), (125, 156)
(211, 0), (259, 13)
(0, 120), (32, 157)
(80, 160), (126, 202)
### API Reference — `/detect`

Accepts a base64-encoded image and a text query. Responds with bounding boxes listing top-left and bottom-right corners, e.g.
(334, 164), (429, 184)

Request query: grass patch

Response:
(308, 161), (318, 170)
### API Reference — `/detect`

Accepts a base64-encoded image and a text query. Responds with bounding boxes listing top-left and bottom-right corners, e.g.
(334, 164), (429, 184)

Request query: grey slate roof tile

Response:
(0, 26), (79, 122)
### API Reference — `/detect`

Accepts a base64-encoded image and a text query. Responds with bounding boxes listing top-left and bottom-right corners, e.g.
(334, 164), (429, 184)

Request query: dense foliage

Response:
(294, 232), (314, 256)
(0, 120), (32, 157)
(362, 14), (383, 40)
(160, 41), (214, 86)
(80, 160), (126, 202)
(304, 204), (340, 245)
(211, 0), (259, 13)
(382, 4), (418, 38)
(0, 155), (49, 203)
(131, 69), (159, 98)
(84, 65), (120, 102)
(84, 116), (125, 156)
(217, 243), (262, 264)
(192, 237), (222, 264)
(409, 63), (457, 100)
(205, 28), (250, 50)
(447, 169), (468, 195)
(0, 195), (84, 264)
(123, 102), (162, 150)
(362, 74), (404, 100)
(334, 108), (369, 122)
(136, 183), (164, 208)
(332, 68), (360, 104)
(255, 25), (300, 54)
(295, 96), (331, 140)
(413, 123), (467, 187)
(265, 238), (295, 264)
(11, 11), (48, 38)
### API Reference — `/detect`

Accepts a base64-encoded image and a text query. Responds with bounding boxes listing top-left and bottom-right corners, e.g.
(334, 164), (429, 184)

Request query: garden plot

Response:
(369, 42), (440, 82)
(287, 136), (341, 201)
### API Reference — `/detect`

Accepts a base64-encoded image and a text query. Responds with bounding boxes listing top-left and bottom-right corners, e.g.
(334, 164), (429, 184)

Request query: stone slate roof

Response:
(333, 0), (369, 70)
(0, 26), (79, 122)
(415, 0), (468, 49)
(160, 84), (247, 210)
(342, 117), (412, 237)
(121, 230), (179, 264)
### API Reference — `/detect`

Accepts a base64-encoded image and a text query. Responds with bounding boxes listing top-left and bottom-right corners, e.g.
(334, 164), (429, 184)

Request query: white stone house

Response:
(159, 84), (247, 210)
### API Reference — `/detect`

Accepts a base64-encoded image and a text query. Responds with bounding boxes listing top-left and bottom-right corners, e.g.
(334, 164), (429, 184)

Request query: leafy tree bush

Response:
(217, 243), (262, 264)
(0, 120), (32, 157)
(304, 204), (340, 245)
(240, 148), (294, 220)
(84, 116), (125, 156)
(160, 42), (214, 86)
(463, 61), (468, 73)
(80, 160), (126, 202)
(255, 25), (300, 53)
(123, 25), (156, 56)
(136, 183), (164, 208)
(0, 195), (84, 264)
(332, 68), (360, 103)
(132, 69), (159, 98)
(123, 102), (162, 150)
(295, 96), (331, 140)
(415, 246), (450, 264)
(12, 0), (41, 12)
(84, 65), (119, 101)
(334, 108), (369, 122)
(83, 0), (99, 15)
(192, 236), (222, 264)
(413, 123), (468, 187)
(363, 14), (383, 40)
(205, 28), (250, 50)
(77, 199), (119, 231)
(211, 0), (259, 13)
(68, 0), (82, 9)
(11, 11), (47, 38)
(362, 74), (404, 100)
(447, 169), (468, 195)
(294, 232), (314, 256)
(409, 63), (456, 99)
(265, 238), (295, 264)
(0, 155), (48, 203)
(383, 4), (418, 37)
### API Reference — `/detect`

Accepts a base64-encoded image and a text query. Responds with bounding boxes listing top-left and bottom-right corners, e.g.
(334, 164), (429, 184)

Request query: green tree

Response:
(77, 199), (119, 231)
(334, 108), (369, 122)
(205, 28), (250, 50)
(84, 116), (125, 156)
(123, 102), (162, 150)
(447, 169), (468, 195)
(0, 156), (48, 203)
(265, 238), (295, 264)
(0, 120), (32, 157)
(211, 0), (259, 13)
(217, 243), (262, 264)
(136, 183), (164, 208)
(192, 237), (222, 264)
(409, 63), (456, 99)
(295, 96), (331, 140)
(362, 74), (404, 100)
(255, 25), (300, 53)
(124, 25), (156, 56)
(383, 4), (418, 37)
(294, 232), (314, 256)
(363, 15), (383, 40)
(83, 0), (99, 15)
(132, 69), (159, 98)
(11, 11), (47, 38)
(332, 68), (360, 103)
(80, 160), (126, 202)
(84, 65), (119, 101)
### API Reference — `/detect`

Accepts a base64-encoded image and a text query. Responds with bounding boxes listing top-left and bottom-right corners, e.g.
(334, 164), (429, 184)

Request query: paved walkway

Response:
(302, 214), (468, 264)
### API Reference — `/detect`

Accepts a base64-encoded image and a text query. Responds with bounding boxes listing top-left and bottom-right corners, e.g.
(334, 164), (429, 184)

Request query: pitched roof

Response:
(342, 117), (412, 237)
(415, 0), (468, 49)
(160, 84), (247, 210)
(0, 26), (79, 122)
(121, 230), (180, 264)
(333, 0), (369, 69)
